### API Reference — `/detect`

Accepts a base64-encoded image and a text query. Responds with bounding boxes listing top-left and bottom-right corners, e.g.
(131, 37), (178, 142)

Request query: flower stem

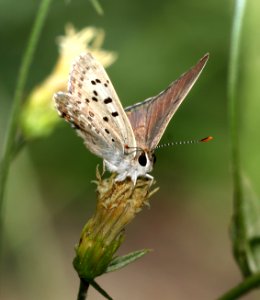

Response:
(228, 0), (252, 275)
(218, 272), (260, 300)
(0, 0), (52, 248)
(77, 279), (90, 300)
(76, 278), (114, 300)
(228, 0), (246, 223)
(228, 0), (246, 231)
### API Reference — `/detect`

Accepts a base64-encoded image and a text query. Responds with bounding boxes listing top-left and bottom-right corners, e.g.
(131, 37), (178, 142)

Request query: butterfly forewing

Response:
(125, 54), (209, 150)
(55, 53), (136, 164)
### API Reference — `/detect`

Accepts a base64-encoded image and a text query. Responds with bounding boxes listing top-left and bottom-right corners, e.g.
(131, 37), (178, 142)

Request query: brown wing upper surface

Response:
(125, 54), (209, 150)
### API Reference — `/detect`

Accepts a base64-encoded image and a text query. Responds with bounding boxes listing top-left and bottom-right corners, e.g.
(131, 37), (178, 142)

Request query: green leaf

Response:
(90, 280), (113, 300)
(105, 249), (151, 273)
(229, 0), (260, 277)
(232, 176), (260, 276)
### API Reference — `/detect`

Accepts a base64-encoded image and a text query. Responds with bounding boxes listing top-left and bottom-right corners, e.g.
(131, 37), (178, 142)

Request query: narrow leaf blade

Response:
(106, 249), (151, 273)
(90, 280), (113, 300)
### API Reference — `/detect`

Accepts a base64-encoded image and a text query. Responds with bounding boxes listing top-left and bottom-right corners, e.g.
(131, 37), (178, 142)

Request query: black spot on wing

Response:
(104, 97), (112, 104)
(111, 112), (119, 117)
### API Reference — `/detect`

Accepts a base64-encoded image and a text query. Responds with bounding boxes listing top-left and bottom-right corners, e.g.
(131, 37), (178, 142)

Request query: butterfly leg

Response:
(145, 174), (154, 187)
(102, 159), (106, 176)
(115, 171), (137, 185)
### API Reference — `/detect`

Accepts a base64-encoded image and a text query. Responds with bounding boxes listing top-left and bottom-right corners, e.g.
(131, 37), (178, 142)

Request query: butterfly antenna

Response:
(156, 136), (213, 149)
(124, 145), (143, 155)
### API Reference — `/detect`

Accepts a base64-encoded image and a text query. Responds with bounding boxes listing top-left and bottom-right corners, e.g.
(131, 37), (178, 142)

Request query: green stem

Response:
(89, 0), (104, 15)
(228, 0), (246, 223)
(0, 0), (52, 248)
(77, 279), (90, 300)
(228, 0), (249, 274)
(218, 272), (260, 300)
(222, 0), (260, 297)
(76, 279), (113, 300)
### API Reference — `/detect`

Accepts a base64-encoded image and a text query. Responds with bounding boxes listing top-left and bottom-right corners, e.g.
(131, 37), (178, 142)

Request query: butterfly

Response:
(54, 52), (209, 184)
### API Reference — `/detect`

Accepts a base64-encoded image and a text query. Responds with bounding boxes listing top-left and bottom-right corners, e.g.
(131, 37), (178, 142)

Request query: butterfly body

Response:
(54, 52), (208, 183)
(104, 149), (154, 183)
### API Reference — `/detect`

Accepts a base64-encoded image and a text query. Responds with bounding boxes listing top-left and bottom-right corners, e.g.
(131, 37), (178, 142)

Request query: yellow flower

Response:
(21, 24), (117, 138)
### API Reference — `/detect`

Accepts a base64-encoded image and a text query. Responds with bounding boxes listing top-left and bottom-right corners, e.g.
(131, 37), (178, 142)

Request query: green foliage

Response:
(229, 0), (260, 279)
(106, 249), (151, 273)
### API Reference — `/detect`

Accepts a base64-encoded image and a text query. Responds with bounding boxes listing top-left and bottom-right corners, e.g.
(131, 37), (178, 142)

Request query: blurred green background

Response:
(1, 0), (259, 299)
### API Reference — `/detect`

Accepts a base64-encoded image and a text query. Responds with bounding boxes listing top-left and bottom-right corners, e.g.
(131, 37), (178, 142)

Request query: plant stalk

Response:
(0, 0), (53, 248)
(77, 279), (90, 300)
(218, 272), (260, 300)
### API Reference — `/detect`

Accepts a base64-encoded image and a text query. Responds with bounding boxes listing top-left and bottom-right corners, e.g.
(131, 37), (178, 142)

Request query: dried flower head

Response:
(73, 169), (159, 281)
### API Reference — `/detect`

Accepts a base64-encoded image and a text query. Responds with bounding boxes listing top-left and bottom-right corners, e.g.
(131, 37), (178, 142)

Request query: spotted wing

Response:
(54, 52), (136, 164)
(125, 54), (209, 150)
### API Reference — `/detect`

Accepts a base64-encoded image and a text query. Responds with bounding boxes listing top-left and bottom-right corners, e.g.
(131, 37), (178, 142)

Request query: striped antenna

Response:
(155, 136), (213, 149)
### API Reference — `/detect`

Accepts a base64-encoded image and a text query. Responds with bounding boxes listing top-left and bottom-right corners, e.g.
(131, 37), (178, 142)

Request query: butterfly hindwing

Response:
(55, 92), (117, 160)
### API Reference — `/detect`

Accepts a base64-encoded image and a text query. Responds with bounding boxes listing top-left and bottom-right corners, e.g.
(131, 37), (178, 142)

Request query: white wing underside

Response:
(55, 53), (137, 172)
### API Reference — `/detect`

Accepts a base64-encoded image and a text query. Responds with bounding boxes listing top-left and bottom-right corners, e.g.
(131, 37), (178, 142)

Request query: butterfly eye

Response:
(138, 152), (147, 167)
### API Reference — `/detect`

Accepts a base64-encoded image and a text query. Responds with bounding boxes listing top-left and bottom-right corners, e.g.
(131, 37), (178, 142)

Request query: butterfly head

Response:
(137, 150), (156, 167)
(133, 148), (155, 175)
(118, 145), (155, 180)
